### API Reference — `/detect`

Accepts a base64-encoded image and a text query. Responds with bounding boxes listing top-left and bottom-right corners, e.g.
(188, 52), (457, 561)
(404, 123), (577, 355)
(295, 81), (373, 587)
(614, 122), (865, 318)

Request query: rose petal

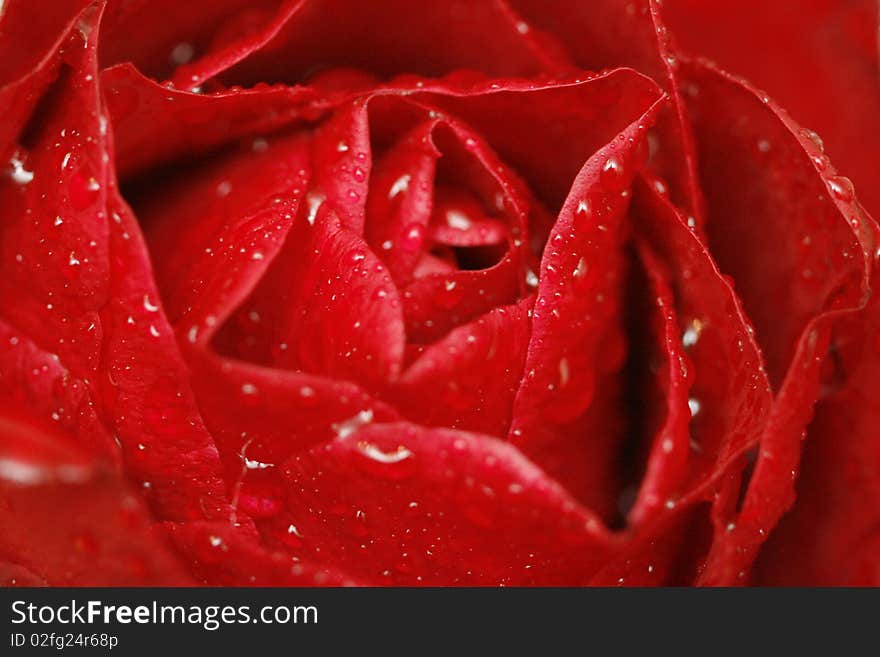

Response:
(215, 0), (570, 86)
(0, 400), (192, 585)
(1, 7), (233, 523)
(509, 0), (705, 222)
(100, 199), (234, 521)
(102, 63), (319, 178)
(310, 100), (375, 233)
(164, 520), (360, 586)
(0, 320), (116, 458)
(0, 0), (93, 155)
(230, 204), (406, 388)
(189, 354), (398, 488)
(678, 59), (876, 584)
(680, 59), (874, 387)
(1, 12), (111, 381)
(665, 0), (880, 218)
(100, 0), (285, 81)
(754, 289), (880, 585)
(365, 120), (441, 283)
(277, 422), (615, 585)
(587, 174), (776, 584)
(508, 91), (664, 517)
(622, 240), (693, 527)
(169, 0), (305, 90)
(135, 131), (310, 340)
(389, 299), (532, 437)
(631, 173), (773, 514)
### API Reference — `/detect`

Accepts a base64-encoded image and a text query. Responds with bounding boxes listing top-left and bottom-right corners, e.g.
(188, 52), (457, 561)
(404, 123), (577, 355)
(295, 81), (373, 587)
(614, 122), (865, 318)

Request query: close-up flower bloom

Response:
(0, 0), (877, 586)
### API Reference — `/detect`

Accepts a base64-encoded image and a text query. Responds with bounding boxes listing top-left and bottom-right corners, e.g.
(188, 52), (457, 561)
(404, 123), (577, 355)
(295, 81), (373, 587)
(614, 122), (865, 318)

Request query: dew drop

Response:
(827, 176), (855, 203)
(600, 155), (626, 189)
(401, 223), (425, 250)
(8, 153), (34, 185)
(356, 442), (413, 464)
(800, 128), (824, 152)
(68, 172), (101, 210)
(332, 409), (374, 438)
(306, 192), (324, 225)
(445, 209), (472, 231)
(525, 269), (539, 289)
(143, 295), (159, 312)
(389, 174), (411, 198)
(436, 279), (464, 309)
(681, 318), (703, 348)
(244, 457), (274, 470)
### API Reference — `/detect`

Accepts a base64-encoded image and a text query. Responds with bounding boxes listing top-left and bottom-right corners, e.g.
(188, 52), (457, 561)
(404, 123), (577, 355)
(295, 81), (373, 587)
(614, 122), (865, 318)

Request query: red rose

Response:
(0, 0), (877, 586)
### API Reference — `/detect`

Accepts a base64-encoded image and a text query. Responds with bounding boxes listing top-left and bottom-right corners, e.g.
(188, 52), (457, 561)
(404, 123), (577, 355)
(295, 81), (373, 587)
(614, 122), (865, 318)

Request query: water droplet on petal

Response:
(600, 155), (626, 189)
(69, 172), (101, 210)
(306, 192), (324, 225)
(7, 153), (34, 185)
(446, 209), (472, 231)
(355, 440), (416, 479)
(682, 318), (703, 348)
(827, 176), (855, 202)
(401, 223), (425, 250)
(389, 174), (411, 198)
(800, 128), (824, 152)
(575, 199), (592, 221)
(357, 442), (413, 464)
(143, 295), (159, 312)
(244, 457), (274, 470)
(332, 409), (374, 438)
